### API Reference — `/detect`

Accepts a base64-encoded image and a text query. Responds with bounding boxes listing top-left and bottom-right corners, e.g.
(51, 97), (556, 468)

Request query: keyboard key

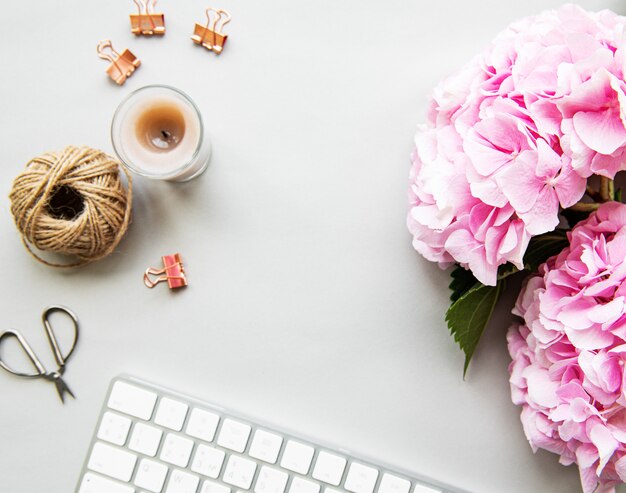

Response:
(129, 422), (163, 457)
(88, 442), (138, 482)
(166, 469), (200, 493)
(134, 458), (168, 493)
(378, 474), (411, 493)
(249, 430), (283, 464)
(223, 455), (257, 490)
(79, 472), (135, 493)
(254, 466), (288, 493)
(312, 451), (346, 486)
(186, 408), (220, 442)
(413, 485), (442, 493)
(217, 418), (252, 453)
(280, 440), (314, 475)
(97, 412), (131, 446)
(344, 463), (379, 493)
(201, 480), (232, 493)
(155, 398), (189, 431)
(191, 444), (226, 478)
(108, 381), (157, 420)
(160, 433), (194, 468)
(289, 477), (320, 493)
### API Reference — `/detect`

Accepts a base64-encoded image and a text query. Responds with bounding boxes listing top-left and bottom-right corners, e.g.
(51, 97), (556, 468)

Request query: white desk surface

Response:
(1, 1), (624, 492)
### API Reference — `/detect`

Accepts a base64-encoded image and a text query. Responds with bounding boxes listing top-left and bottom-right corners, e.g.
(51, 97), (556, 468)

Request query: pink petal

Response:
(499, 220), (522, 256)
(518, 187), (560, 236)
(590, 149), (626, 178)
(559, 419), (585, 442)
(504, 222), (530, 269)
(615, 455), (626, 481)
(599, 357), (622, 392)
(556, 381), (589, 401)
(469, 203), (496, 240)
(573, 108), (626, 155)
(536, 139), (563, 178)
(523, 366), (559, 408)
(475, 115), (532, 153)
(608, 420), (626, 444)
(588, 298), (625, 325)
(445, 228), (497, 286)
(410, 204), (454, 229)
(559, 68), (613, 117)
(578, 466), (600, 493)
(464, 137), (512, 176)
(589, 424), (619, 475)
(464, 115), (533, 176)
(565, 326), (614, 351)
(577, 443), (600, 470)
(608, 235), (626, 265)
(608, 344), (626, 354)
(554, 163), (587, 208)
(469, 177), (509, 207)
(529, 99), (562, 135)
(551, 404), (573, 423)
(558, 298), (595, 330)
(561, 119), (596, 178)
(497, 151), (542, 213)
(570, 398), (594, 422)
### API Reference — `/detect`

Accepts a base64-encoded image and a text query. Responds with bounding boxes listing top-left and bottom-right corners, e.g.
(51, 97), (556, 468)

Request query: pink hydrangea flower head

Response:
(409, 4), (626, 284)
(508, 202), (626, 493)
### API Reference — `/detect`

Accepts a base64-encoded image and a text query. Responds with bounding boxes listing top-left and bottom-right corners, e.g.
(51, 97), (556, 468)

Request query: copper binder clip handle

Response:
(97, 40), (140, 85)
(144, 253), (188, 289)
(130, 0), (165, 35)
(192, 7), (231, 54)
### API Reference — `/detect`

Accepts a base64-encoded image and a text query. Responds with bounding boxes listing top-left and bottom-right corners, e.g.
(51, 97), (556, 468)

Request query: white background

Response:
(0, 1), (624, 492)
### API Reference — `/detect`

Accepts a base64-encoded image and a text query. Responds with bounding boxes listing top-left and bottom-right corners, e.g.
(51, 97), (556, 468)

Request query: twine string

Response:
(8, 146), (133, 268)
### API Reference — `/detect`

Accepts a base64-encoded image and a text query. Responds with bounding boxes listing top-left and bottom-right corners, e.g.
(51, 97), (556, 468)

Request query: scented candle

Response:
(111, 85), (210, 181)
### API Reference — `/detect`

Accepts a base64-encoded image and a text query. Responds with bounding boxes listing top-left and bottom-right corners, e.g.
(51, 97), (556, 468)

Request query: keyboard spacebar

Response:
(79, 472), (135, 493)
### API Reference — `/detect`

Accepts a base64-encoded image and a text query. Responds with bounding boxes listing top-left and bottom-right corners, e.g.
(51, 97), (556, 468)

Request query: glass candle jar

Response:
(111, 85), (211, 182)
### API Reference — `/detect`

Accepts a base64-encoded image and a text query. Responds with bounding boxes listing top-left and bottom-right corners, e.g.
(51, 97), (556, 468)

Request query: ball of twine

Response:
(9, 146), (132, 267)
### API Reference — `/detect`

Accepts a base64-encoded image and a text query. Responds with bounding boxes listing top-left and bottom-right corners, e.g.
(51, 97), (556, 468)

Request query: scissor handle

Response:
(42, 305), (79, 369)
(0, 330), (47, 378)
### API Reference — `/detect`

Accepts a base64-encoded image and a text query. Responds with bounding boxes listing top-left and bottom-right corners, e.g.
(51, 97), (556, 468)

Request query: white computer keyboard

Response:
(75, 376), (464, 493)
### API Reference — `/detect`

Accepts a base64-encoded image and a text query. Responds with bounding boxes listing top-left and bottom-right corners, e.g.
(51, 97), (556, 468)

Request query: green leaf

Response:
(445, 280), (504, 376)
(443, 230), (570, 376)
(523, 230), (569, 273)
(497, 262), (520, 280)
(448, 262), (519, 302)
(616, 187), (622, 202)
(448, 266), (478, 302)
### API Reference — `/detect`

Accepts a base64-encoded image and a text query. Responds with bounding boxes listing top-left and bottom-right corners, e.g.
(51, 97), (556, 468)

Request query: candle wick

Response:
(161, 130), (171, 141)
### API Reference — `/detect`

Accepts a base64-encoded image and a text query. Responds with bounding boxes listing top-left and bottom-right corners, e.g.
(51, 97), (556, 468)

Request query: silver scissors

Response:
(0, 306), (79, 403)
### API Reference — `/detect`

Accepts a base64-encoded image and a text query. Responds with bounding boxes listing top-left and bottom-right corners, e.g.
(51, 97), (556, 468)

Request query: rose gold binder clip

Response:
(191, 7), (231, 54)
(130, 0), (165, 35)
(97, 40), (141, 85)
(144, 253), (188, 289)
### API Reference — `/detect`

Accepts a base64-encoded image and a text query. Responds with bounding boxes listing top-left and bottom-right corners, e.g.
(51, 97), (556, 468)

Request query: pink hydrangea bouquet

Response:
(408, 4), (626, 492)
(509, 203), (626, 492)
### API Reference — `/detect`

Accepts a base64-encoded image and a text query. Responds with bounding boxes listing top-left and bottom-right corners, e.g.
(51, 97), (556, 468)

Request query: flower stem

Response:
(585, 185), (600, 201)
(569, 201), (600, 212)
(600, 177), (614, 202)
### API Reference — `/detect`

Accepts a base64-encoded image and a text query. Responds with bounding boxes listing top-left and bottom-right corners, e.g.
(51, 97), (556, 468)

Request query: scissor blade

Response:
(53, 376), (75, 404)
